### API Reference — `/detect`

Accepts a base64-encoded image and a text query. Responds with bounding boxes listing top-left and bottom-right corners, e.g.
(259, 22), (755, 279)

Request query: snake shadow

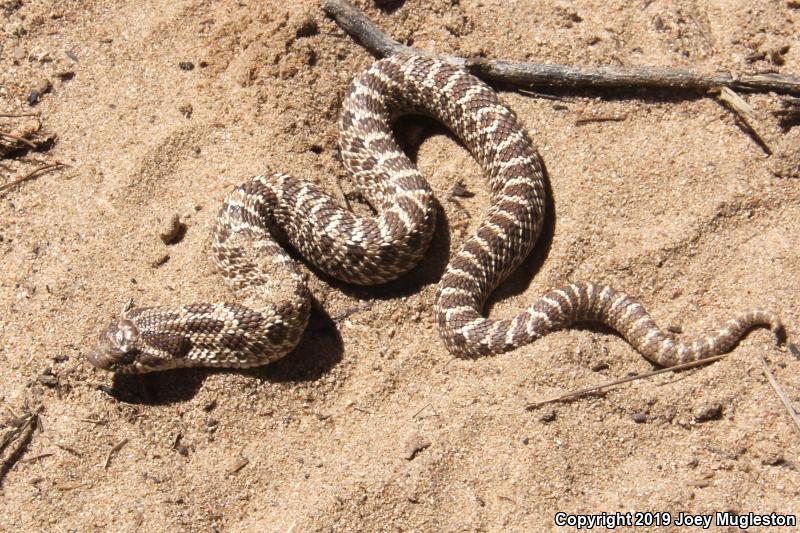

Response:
(107, 298), (342, 405)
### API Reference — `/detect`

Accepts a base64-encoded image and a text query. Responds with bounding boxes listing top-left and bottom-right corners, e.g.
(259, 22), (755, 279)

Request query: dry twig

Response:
(716, 87), (772, 154)
(575, 116), (627, 126)
(0, 131), (38, 150)
(525, 354), (728, 409)
(0, 162), (65, 196)
(760, 357), (800, 437)
(322, 0), (800, 95)
(0, 112), (40, 118)
(103, 438), (129, 469)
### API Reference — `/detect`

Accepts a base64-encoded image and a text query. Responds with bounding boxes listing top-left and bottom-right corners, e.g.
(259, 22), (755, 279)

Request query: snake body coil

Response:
(88, 55), (783, 373)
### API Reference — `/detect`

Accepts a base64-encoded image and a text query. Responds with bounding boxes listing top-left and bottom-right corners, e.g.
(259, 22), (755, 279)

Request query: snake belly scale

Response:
(87, 54), (784, 373)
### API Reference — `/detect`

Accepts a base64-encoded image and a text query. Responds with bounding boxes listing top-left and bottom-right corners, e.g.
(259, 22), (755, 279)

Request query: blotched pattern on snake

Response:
(87, 54), (784, 373)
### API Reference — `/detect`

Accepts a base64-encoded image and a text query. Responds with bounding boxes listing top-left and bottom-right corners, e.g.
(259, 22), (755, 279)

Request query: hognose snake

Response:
(87, 54), (784, 373)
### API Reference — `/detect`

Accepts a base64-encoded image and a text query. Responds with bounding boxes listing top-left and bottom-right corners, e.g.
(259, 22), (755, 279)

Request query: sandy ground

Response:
(1, 0), (800, 531)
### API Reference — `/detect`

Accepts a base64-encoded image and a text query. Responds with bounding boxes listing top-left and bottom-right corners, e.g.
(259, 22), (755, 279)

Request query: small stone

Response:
(35, 78), (52, 94)
(13, 46), (26, 63)
(591, 360), (609, 371)
(632, 411), (647, 424)
(174, 440), (190, 457)
(789, 343), (800, 359)
(27, 90), (41, 106)
(37, 371), (58, 388)
(30, 47), (51, 63)
(769, 45), (790, 66)
(450, 180), (475, 198)
(538, 408), (556, 423)
(754, 442), (785, 466)
(151, 254), (170, 268)
(178, 61), (195, 71)
(694, 401), (723, 422)
(521, 436), (529, 445)
(227, 456), (249, 474)
(403, 434), (431, 460)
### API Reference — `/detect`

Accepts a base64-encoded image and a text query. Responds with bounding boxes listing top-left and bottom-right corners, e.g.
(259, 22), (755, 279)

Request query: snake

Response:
(87, 54), (785, 373)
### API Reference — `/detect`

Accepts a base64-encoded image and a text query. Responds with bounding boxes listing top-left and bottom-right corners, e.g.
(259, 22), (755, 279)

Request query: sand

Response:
(1, 0), (799, 530)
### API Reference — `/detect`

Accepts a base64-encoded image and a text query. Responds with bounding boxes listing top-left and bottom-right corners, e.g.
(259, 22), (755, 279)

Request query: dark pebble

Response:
(295, 17), (318, 38)
(788, 343), (800, 359)
(450, 180), (475, 198)
(175, 442), (189, 456)
(37, 372), (59, 388)
(179, 61), (195, 71)
(591, 360), (609, 371)
(632, 411), (647, 423)
(151, 254), (170, 268)
(28, 90), (41, 106)
(521, 436), (529, 445)
(538, 408), (556, 423)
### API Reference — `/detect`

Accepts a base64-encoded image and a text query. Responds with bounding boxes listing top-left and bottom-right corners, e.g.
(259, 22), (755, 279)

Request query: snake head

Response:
(86, 318), (142, 372)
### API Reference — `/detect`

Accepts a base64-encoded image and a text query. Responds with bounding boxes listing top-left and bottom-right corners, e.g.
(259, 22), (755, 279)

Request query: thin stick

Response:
(20, 452), (55, 463)
(412, 402), (432, 419)
(0, 162), (64, 195)
(575, 116), (627, 126)
(525, 354), (727, 409)
(103, 438), (128, 469)
(53, 442), (83, 457)
(759, 357), (800, 436)
(0, 131), (38, 149)
(322, 0), (800, 95)
(0, 112), (41, 118)
(716, 87), (772, 154)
